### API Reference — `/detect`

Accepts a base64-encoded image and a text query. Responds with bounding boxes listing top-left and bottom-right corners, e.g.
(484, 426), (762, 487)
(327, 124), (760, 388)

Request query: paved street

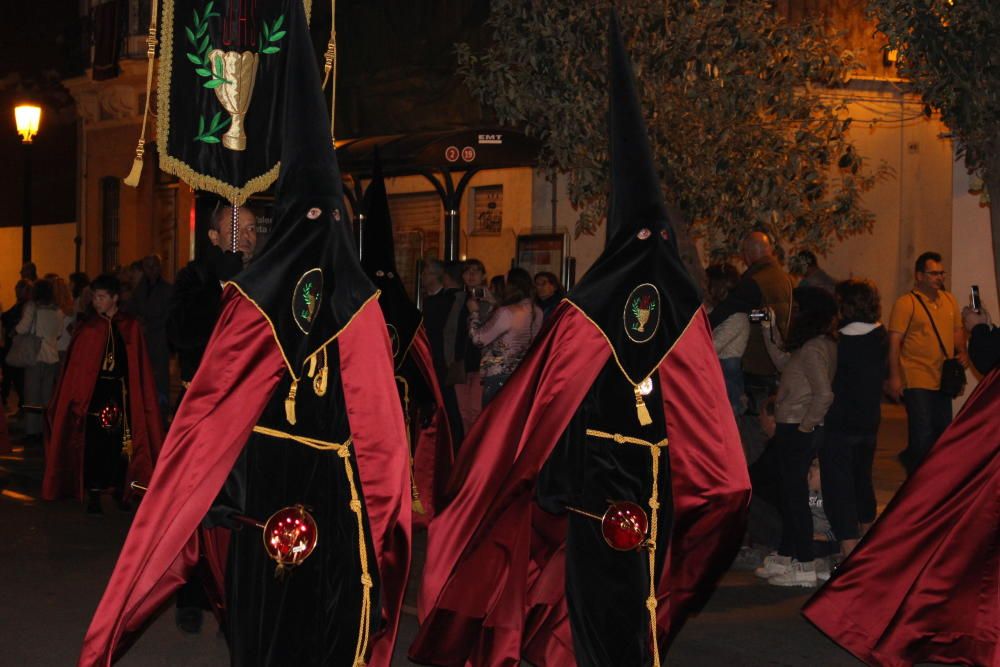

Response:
(0, 406), (915, 666)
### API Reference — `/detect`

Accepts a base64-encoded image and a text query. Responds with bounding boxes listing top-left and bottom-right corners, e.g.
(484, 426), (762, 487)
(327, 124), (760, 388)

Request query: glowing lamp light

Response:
(15, 104), (42, 144)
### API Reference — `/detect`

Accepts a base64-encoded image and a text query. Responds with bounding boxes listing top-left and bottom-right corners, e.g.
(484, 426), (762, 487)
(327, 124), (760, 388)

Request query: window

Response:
(101, 176), (120, 272)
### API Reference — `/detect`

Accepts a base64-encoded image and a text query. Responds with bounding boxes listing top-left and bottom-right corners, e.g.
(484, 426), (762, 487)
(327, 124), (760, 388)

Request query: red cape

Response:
(409, 326), (454, 525)
(43, 313), (163, 501)
(803, 368), (1000, 667)
(410, 302), (750, 665)
(78, 288), (411, 667)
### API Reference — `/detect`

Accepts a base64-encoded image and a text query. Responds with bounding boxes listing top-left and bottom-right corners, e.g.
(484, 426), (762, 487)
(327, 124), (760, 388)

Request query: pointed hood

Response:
(360, 149), (422, 369)
(605, 10), (671, 244)
(231, 2), (374, 375)
(566, 10), (702, 387)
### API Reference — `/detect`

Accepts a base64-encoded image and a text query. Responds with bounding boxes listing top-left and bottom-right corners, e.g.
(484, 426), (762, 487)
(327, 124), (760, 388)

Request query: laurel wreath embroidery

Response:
(184, 1), (231, 90)
(300, 282), (316, 322)
(193, 111), (232, 144)
(259, 15), (287, 55)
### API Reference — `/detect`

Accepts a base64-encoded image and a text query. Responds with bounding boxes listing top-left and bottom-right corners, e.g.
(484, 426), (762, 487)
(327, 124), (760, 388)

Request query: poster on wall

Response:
(471, 185), (503, 235)
(516, 232), (565, 285)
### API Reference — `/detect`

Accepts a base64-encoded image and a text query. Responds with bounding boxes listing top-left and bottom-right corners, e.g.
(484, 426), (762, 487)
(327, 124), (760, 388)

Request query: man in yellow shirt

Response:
(887, 251), (967, 475)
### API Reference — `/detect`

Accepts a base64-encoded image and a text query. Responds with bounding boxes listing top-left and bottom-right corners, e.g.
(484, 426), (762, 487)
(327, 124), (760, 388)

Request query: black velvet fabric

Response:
(567, 13), (702, 386)
(84, 325), (128, 491)
(231, 1), (374, 375)
(223, 341), (382, 667)
(360, 154), (422, 370)
(536, 359), (672, 667)
(162, 0), (308, 193)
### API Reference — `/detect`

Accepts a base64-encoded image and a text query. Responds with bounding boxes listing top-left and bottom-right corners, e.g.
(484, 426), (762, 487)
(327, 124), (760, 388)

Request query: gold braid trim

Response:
(250, 424), (372, 665)
(396, 375), (424, 515)
(563, 298), (701, 425)
(585, 428), (666, 666)
(154, 0), (313, 204)
(320, 0), (337, 139)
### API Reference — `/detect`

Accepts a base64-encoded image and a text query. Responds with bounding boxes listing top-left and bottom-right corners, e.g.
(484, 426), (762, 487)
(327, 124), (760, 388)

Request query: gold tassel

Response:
(306, 353), (317, 379)
(122, 427), (134, 461)
(411, 463), (425, 515)
(285, 379), (298, 425)
(123, 0), (159, 188)
(634, 386), (653, 426)
(313, 347), (328, 396)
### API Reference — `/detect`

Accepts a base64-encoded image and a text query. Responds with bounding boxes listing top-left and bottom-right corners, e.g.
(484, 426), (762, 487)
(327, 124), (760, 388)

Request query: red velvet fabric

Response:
(78, 288), (411, 667)
(43, 314), (163, 501)
(410, 303), (749, 665)
(410, 327), (454, 525)
(803, 368), (1000, 667)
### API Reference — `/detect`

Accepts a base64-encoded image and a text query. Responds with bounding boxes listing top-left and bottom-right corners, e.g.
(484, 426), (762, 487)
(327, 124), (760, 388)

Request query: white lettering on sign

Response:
(477, 133), (503, 145)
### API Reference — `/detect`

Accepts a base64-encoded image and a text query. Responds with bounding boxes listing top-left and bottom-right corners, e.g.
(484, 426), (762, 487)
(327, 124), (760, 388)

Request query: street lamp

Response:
(14, 104), (41, 264)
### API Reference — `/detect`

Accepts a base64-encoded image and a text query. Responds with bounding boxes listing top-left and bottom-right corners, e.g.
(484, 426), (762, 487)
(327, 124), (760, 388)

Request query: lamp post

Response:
(15, 104), (41, 265)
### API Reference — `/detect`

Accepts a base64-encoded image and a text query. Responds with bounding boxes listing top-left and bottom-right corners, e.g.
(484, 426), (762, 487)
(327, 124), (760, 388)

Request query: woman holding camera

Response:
(754, 286), (838, 587)
(467, 267), (544, 406)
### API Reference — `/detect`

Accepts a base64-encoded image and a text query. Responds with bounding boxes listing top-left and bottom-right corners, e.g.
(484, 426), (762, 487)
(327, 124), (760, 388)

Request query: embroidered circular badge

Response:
(624, 283), (661, 343)
(292, 268), (323, 334)
(387, 324), (400, 358)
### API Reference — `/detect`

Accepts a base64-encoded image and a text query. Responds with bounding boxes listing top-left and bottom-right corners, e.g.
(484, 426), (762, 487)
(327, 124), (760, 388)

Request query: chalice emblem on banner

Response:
(206, 49), (259, 150)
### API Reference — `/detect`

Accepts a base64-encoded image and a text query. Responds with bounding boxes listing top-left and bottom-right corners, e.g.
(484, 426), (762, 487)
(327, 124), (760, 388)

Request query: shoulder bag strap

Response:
(910, 291), (951, 358)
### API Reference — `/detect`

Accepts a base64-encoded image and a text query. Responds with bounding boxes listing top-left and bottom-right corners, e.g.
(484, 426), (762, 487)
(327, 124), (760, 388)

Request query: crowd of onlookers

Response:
(706, 234), (997, 588)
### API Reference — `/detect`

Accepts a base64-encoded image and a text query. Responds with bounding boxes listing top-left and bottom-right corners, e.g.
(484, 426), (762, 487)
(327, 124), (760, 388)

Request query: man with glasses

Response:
(887, 251), (967, 475)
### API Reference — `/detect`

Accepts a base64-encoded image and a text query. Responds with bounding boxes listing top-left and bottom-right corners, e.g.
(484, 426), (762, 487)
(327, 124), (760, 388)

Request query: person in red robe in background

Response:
(409, 12), (750, 667)
(43, 273), (162, 514)
(76, 4), (411, 666)
(357, 150), (454, 524)
(802, 316), (999, 667)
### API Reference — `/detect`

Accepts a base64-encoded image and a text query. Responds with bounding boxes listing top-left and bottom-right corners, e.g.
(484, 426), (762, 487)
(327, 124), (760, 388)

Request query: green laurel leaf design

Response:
(203, 78), (224, 89)
(186, 53), (202, 65)
(270, 30), (286, 41)
(272, 14), (284, 31)
(194, 67), (212, 77)
(200, 136), (221, 144)
(261, 46), (280, 54)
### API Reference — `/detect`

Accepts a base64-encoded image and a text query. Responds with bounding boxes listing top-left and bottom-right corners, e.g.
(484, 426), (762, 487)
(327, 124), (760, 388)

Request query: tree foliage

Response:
(456, 0), (887, 266)
(868, 0), (1000, 294)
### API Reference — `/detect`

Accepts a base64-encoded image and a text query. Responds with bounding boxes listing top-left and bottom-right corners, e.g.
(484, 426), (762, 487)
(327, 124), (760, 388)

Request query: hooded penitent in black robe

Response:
(358, 153), (454, 522)
(410, 13), (749, 667)
(79, 5), (410, 666)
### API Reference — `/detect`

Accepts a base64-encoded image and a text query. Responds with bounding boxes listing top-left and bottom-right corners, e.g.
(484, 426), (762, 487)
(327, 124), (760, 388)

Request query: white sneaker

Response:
(768, 559), (818, 587)
(754, 552), (792, 579)
(815, 557), (831, 582)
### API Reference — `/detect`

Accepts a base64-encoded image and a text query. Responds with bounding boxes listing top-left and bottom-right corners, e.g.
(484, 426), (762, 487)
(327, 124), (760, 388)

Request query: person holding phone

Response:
(962, 289), (998, 374)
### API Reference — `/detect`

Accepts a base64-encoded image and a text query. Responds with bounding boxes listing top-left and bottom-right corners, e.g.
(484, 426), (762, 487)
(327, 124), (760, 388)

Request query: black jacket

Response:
(969, 323), (1000, 375)
(825, 325), (888, 435)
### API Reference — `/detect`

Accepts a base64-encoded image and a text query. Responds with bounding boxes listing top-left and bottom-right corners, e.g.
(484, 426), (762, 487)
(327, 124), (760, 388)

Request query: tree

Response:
(868, 0), (1000, 298)
(456, 0), (887, 271)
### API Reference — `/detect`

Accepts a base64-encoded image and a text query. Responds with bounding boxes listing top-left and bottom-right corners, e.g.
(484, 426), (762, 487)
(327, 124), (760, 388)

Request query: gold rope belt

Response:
(395, 375), (424, 515)
(251, 425), (372, 666)
(585, 428), (668, 667)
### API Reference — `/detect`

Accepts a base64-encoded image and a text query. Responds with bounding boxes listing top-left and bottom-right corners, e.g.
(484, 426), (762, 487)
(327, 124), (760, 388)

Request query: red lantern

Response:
(262, 505), (318, 568)
(600, 501), (649, 551)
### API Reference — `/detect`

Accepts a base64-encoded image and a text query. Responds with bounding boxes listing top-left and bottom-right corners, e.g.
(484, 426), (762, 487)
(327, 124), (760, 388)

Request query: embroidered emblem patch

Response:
(624, 283), (660, 343)
(387, 324), (400, 359)
(292, 268), (323, 334)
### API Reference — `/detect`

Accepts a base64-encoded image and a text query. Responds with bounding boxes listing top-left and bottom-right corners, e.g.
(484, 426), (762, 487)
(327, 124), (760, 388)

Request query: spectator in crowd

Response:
(130, 255), (174, 414)
(453, 258), (490, 431)
(821, 279), (887, 559)
(46, 274), (76, 365)
(420, 259), (445, 301)
(709, 231), (794, 414)
(886, 251), (966, 475)
(755, 286), (838, 587)
(424, 260), (465, 446)
(793, 250), (838, 293)
(20, 262), (38, 282)
(1, 280), (32, 413)
(208, 203), (258, 266)
(534, 271), (566, 320)
(467, 267), (543, 405)
(962, 305), (998, 374)
(706, 263), (749, 418)
(69, 272), (92, 318)
(16, 278), (66, 439)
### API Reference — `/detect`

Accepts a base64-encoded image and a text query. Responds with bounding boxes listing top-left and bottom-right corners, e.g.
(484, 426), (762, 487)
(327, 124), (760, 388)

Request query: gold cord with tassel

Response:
(633, 384), (653, 426)
(284, 379), (298, 425)
(120, 379), (134, 460)
(320, 0), (337, 141)
(313, 347), (328, 397)
(396, 375), (425, 515)
(124, 0), (160, 187)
